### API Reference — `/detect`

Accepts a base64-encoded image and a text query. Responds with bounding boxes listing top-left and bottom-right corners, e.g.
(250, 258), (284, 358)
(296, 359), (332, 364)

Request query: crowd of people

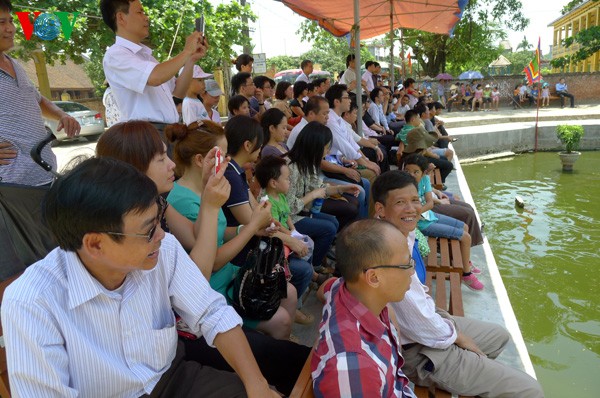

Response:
(0, 0), (546, 396)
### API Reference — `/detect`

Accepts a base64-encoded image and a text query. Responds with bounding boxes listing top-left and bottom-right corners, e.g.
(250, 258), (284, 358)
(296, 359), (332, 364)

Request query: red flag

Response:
(407, 52), (412, 74)
(523, 38), (542, 85)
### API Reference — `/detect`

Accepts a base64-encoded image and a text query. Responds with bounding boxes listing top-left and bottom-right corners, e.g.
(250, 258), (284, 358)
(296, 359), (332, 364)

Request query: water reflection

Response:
(463, 152), (600, 397)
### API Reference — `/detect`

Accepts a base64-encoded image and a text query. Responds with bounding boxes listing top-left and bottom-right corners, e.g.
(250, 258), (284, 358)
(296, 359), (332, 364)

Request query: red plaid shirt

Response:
(311, 279), (415, 398)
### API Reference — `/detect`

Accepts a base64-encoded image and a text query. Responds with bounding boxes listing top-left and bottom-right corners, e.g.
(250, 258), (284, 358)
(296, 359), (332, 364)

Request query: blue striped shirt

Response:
(0, 56), (55, 186)
(1, 233), (242, 397)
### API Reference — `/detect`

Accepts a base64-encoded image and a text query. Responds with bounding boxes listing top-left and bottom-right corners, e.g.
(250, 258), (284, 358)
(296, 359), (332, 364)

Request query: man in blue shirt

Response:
(555, 78), (575, 108)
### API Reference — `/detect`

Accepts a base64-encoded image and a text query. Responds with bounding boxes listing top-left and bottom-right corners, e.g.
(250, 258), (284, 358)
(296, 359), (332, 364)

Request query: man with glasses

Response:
(311, 218), (416, 398)
(324, 84), (379, 218)
(253, 75), (275, 110)
(372, 171), (544, 398)
(231, 72), (264, 118)
(1, 157), (280, 398)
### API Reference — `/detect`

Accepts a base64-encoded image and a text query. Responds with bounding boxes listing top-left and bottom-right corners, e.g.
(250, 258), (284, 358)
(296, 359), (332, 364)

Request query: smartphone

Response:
(214, 147), (223, 175)
(195, 17), (205, 34)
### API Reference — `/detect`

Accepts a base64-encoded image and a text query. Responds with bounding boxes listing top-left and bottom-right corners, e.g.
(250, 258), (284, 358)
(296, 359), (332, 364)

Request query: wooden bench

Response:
(289, 351), (315, 398)
(428, 168), (444, 191)
(425, 236), (464, 317)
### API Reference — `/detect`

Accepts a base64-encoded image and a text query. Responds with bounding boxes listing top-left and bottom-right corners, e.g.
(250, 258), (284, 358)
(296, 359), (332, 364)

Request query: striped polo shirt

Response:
(0, 55), (55, 186)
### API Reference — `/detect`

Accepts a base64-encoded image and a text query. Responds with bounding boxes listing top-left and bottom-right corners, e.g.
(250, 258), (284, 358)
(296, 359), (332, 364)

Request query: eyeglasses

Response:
(341, 96), (350, 99)
(363, 257), (415, 272)
(104, 196), (168, 243)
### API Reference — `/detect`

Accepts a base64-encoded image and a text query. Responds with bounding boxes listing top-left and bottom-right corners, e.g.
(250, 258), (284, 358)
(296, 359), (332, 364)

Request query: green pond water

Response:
(462, 152), (600, 398)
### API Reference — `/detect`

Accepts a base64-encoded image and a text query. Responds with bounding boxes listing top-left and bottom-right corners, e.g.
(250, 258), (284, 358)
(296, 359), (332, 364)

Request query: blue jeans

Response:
(294, 213), (338, 269)
(323, 176), (370, 218)
(288, 256), (313, 305)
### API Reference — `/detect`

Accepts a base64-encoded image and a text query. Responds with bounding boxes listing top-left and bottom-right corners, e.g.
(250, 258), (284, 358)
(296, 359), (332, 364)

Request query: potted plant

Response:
(556, 124), (584, 171)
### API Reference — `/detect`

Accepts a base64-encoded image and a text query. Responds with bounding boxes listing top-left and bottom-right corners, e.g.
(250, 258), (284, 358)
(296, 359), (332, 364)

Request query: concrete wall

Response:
(451, 121), (600, 158)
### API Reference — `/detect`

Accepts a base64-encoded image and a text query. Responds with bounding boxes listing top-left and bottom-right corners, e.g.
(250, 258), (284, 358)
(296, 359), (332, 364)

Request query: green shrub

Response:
(556, 125), (584, 153)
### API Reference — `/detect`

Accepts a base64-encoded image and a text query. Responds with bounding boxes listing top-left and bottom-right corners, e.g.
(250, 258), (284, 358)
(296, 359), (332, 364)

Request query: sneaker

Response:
(462, 273), (484, 290)
(469, 261), (481, 274)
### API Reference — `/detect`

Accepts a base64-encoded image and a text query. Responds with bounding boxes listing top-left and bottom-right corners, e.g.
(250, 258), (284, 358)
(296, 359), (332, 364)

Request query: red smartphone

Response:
(214, 147), (223, 175)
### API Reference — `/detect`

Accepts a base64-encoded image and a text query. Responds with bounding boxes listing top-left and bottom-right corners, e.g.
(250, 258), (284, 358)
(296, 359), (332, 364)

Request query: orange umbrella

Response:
(278, 0), (464, 39)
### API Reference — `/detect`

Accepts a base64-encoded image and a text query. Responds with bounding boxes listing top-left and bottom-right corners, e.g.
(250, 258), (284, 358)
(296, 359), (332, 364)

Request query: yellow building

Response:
(549, 0), (600, 73)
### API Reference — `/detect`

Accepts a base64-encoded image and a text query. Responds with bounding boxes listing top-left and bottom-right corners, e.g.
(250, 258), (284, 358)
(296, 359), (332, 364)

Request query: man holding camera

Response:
(101, 0), (207, 131)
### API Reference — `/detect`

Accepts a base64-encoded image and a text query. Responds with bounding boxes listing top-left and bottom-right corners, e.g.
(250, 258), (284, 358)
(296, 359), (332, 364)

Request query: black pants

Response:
(362, 145), (390, 173)
(183, 327), (311, 396)
(426, 156), (453, 183)
(558, 91), (575, 108)
(436, 124), (449, 149)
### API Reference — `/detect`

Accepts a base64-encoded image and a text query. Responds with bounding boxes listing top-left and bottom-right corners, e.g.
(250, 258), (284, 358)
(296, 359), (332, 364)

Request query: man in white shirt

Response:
(371, 171), (544, 398)
(287, 96), (329, 149)
(101, 0), (206, 129)
(340, 54), (367, 93)
(325, 84), (380, 218)
(1, 157), (279, 398)
(361, 60), (376, 93)
(295, 59), (312, 83)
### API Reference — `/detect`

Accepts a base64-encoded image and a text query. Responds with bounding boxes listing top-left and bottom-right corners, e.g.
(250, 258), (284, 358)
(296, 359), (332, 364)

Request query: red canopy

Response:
(278, 0), (463, 39)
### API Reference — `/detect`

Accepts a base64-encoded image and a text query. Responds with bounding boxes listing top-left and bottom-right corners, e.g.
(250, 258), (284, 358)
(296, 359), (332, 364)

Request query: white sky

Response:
(207, 0), (569, 58)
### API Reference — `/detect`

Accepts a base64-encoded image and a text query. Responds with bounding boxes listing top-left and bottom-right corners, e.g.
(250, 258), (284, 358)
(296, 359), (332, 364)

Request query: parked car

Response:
(44, 101), (105, 143)
(273, 69), (331, 84)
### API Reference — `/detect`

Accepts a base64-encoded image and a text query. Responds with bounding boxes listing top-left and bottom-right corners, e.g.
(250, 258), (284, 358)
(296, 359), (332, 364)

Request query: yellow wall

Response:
(550, 1), (600, 73)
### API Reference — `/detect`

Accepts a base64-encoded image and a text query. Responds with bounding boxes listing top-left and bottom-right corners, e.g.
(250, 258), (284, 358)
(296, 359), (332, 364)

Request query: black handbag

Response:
(232, 237), (288, 320)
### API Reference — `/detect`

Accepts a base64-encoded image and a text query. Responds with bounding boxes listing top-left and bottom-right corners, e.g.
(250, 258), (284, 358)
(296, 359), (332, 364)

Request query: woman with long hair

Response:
(286, 121), (360, 232)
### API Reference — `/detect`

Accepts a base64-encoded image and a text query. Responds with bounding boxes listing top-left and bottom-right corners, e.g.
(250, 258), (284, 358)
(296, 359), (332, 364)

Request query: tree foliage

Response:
(296, 20), (374, 75)
(505, 50), (535, 74)
(516, 36), (532, 51)
(267, 55), (301, 72)
(551, 0), (600, 69)
(11, 0), (255, 95)
(399, 0), (527, 76)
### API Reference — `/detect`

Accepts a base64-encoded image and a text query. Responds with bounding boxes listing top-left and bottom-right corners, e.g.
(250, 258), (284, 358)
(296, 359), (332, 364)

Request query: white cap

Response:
(204, 79), (224, 96)
(179, 65), (213, 79)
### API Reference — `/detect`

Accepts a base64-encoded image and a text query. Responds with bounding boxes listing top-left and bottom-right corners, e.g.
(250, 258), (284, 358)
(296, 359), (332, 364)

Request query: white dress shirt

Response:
(361, 70), (374, 92)
(103, 36), (179, 123)
(287, 117), (308, 149)
(368, 102), (390, 131)
(295, 73), (310, 84)
(390, 231), (457, 348)
(1, 233), (242, 397)
(340, 67), (356, 87)
(182, 97), (221, 125)
(326, 109), (362, 161)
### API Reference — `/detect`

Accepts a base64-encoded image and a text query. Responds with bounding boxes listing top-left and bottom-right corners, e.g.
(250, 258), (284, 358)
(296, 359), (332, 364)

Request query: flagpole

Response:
(534, 37), (541, 152)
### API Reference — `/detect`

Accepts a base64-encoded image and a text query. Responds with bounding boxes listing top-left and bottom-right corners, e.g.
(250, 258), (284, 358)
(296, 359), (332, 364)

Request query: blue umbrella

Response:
(459, 71), (484, 80)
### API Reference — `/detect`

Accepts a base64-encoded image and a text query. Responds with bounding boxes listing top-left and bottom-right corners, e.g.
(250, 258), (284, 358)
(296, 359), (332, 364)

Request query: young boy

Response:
(311, 219), (416, 397)
(254, 155), (316, 324)
(181, 65), (213, 125)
